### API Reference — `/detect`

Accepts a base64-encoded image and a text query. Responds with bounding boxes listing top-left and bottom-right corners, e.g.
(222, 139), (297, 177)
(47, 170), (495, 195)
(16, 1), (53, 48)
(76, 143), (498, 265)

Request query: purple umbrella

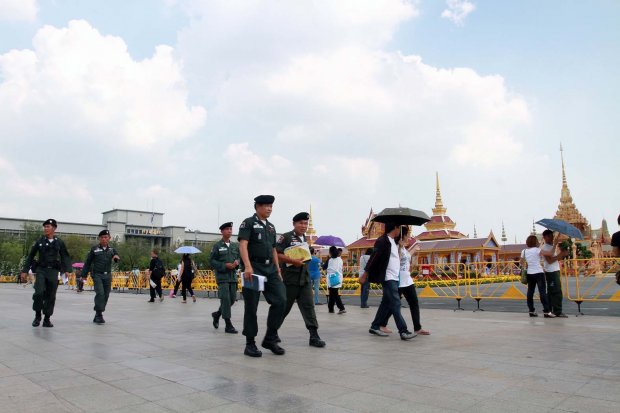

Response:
(314, 235), (346, 247)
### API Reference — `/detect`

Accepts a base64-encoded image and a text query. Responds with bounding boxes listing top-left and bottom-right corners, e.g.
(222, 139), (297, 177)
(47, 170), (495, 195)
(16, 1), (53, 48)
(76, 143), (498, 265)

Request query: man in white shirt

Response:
(361, 222), (415, 340)
(540, 230), (569, 317)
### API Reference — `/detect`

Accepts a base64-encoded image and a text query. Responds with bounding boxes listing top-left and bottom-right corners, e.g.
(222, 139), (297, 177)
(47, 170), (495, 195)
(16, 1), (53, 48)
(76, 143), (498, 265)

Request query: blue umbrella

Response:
(314, 235), (346, 247)
(535, 218), (583, 239)
(174, 246), (202, 254)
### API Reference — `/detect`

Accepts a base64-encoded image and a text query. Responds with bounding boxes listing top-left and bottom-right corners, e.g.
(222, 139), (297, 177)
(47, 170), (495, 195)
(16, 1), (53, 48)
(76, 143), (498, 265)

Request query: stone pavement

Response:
(0, 284), (619, 413)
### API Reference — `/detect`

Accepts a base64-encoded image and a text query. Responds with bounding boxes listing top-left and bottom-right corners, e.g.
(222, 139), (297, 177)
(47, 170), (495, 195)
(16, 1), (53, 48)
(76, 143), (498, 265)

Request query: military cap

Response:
(293, 212), (310, 222)
(99, 229), (110, 237)
(219, 222), (233, 230)
(43, 218), (57, 228)
(254, 194), (275, 204)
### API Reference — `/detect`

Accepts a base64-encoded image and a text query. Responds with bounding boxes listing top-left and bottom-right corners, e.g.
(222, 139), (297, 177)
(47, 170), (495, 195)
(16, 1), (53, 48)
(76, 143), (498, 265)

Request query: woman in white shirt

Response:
(379, 226), (430, 335)
(521, 235), (553, 318)
(326, 246), (346, 314)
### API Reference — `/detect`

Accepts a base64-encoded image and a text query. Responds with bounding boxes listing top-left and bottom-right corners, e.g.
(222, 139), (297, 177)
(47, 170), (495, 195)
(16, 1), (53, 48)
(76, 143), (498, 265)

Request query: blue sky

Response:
(0, 0), (618, 243)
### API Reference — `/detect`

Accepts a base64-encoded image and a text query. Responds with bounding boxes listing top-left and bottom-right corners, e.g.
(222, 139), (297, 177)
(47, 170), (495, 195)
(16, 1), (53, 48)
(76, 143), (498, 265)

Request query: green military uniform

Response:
(276, 231), (319, 330)
(210, 237), (240, 324)
(239, 213), (286, 342)
(82, 239), (119, 321)
(23, 229), (72, 324)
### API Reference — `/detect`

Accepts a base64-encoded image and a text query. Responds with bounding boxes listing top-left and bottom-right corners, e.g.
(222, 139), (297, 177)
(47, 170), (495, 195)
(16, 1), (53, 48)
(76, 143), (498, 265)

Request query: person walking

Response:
(326, 246), (346, 314)
(210, 222), (240, 333)
(379, 226), (429, 336)
(21, 219), (72, 328)
(238, 195), (286, 358)
(179, 253), (196, 303)
(360, 222), (415, 340)
(540, 230), (569, 317)
(81, 230), (120, 324)
(308, 247), (323, 305)
(521, 235), (554, 318)
(277, 212), (326, 348)
(359, 248), (373, 308)
(147, 249), (165, 302)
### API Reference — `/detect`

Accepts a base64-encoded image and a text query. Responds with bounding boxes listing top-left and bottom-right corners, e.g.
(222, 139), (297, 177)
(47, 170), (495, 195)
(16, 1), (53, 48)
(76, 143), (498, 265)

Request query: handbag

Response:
(328, 272), (340, 287)
(520, 250), (528, 285)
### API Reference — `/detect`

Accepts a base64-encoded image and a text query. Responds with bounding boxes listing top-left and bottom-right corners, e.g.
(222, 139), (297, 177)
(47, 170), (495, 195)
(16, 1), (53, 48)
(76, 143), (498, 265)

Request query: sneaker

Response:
(555, 313), (568, 318)
(369, 328), (388, 337)
(400, 331), (416, 340)
(338, 309), (347, 314)
(544, 313), (556, 318)
(171, 294), (176, 298)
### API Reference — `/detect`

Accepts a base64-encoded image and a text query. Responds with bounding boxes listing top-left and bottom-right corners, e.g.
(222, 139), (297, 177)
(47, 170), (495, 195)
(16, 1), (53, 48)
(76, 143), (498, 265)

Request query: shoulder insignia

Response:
(239, 221), (246, 229)
(277, 235), (285, 244)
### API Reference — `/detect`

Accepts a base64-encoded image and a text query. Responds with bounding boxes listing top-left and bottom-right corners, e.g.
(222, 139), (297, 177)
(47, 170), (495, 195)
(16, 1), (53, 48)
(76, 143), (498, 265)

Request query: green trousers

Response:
(242, 263), (286, 340)
(545, 271), (563, 315)
(216, 281), (237, 320)
(32, 267), (59, 317)
(93, 273), (112, 313)
(283, 282), (319, 331)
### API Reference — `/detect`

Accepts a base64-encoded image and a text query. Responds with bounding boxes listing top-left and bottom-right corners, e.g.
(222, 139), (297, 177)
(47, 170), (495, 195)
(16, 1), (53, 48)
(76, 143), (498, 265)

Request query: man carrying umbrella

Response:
(210, 222), (241, 334)
(238, 195), (286, 357)
(540, 230), (569, 317)
(82, 230), (120, 324)
(276, 212), (326, 348)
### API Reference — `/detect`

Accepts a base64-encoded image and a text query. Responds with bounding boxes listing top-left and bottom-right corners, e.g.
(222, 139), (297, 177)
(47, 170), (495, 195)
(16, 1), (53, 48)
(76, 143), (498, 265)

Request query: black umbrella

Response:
(372, 207), (431, 226)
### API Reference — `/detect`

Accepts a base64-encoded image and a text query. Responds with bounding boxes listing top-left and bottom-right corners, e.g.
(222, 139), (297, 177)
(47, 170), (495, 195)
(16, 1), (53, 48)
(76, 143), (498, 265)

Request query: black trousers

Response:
(181, 274), (194, 300)
(242, 264), (286, 340)
(328, 287), (345, 312)
(150, 276), (162, 299)
(32, 268), (59, 317)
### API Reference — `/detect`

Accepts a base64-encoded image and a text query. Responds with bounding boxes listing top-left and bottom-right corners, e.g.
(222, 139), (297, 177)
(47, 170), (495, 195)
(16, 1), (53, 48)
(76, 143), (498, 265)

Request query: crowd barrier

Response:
(2, 259), (618, 314)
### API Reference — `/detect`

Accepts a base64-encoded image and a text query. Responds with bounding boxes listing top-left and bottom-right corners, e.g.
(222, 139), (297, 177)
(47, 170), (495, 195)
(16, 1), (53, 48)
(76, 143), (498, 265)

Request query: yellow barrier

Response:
(562, 257), (620, 315)
(466, 261), (525, 311)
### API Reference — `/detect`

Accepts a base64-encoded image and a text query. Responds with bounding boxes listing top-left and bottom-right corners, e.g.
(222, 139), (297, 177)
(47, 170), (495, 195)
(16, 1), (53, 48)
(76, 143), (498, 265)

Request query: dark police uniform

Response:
(276, 229), (326, 347)
(82, 230), (119, 324)
(239, 195), (286, 356)
(22, 219), (72, 326)
(210, 223), (241, 332)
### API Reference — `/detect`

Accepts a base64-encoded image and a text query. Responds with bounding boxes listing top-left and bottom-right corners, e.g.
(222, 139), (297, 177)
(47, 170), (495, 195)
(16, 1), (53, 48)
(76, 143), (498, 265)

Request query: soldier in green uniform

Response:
(239, 195), (286, 357)
(276, 212), (326, 348)
(82, 230), (120, 324)
(21, 219), (72, 327)
(210, 222), (240, 334)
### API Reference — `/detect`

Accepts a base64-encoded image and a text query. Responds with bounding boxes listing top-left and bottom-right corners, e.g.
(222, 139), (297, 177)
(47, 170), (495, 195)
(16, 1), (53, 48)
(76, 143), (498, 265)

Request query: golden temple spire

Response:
(433, 172), (447, 216)
(501, 221), (507, 243)
(560, 143), (567, 186)
(307, 204), (317, 243)
(554, 144), (590, 236)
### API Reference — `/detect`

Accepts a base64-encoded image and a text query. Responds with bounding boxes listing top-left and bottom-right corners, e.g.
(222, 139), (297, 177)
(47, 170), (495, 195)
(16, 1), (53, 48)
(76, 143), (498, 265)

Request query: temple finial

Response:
(433, 172), (447, 215)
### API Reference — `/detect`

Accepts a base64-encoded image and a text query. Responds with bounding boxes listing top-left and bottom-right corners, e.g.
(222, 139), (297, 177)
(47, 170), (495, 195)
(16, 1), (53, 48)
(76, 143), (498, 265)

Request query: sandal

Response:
(414, 329), (430, 335)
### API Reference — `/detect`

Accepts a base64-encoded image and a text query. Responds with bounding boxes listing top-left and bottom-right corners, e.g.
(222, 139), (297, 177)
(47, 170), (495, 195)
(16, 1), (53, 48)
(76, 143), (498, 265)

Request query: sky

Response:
(0, 0), (618, 244)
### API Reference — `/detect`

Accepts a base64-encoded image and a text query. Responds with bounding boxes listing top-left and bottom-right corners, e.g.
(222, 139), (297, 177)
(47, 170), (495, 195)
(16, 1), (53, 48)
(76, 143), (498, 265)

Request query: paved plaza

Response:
(0, 284), (619, 413)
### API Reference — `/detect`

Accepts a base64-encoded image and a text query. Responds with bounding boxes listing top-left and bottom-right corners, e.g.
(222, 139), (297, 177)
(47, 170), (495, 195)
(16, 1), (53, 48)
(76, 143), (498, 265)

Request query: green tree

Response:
(64, 235), (92, 265)
(114, 238), (151, 271)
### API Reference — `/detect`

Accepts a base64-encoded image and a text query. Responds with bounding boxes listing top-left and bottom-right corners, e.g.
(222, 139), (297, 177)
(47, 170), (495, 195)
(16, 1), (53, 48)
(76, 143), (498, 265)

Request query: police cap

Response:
(99, 230), (110, 237)
(43, 219), (57, 228)
(219, 222), (233, 231)
(254, 195), (275, 204)
(293, 212), (310, 222)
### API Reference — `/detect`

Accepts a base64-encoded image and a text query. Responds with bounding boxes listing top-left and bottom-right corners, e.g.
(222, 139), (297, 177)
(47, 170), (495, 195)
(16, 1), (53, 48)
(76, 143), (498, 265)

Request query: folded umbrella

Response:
(372, 207), (431, 226)
(535, 218), (583, 240)
(174, 246), (202, 254)
(314, 235), (346, 247)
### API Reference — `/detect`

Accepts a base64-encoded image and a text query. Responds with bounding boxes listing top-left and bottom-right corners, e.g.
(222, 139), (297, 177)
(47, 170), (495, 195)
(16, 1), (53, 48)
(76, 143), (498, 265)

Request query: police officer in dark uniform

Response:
(21, 219), (72, 327)
(276, 212), (326, 348)
(82, 230), (120, 324)
(210, 222), (241, 333)
(239, 195), (286, 357)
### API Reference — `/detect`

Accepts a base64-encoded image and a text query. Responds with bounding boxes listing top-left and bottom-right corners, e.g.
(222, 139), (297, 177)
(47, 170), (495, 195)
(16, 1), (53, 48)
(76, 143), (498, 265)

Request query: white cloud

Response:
(0, 0), (37, 22)
(223, 143), (291, 176)
(0, 20), (206, 148)
(441, 0), (476, 26)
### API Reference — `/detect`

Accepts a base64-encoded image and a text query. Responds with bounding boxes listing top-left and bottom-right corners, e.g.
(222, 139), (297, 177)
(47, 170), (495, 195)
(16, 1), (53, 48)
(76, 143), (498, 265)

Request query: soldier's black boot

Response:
(309, 328), (326, 348)
(32, 312), (41, 327)
(94, 311), (105, 324)
(261, 336), (285, 355)
(244, 339), (262, 357)
(211, 311), (221, 329)
(42, 317), (53, 328)
(224, 319), (238, 334)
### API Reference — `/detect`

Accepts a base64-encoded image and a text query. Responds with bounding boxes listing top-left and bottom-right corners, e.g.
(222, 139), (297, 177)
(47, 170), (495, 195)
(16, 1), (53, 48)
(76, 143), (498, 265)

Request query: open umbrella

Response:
(372, 207), (431, 226)
(536, 218), (583, 239)
(314, 235), (346, 247)
(72, 262), (84, 269)
(174, 246), (202, 254)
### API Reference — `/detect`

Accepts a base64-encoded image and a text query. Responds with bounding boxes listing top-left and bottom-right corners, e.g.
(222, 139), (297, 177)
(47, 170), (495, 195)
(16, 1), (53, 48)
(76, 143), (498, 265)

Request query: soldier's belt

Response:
(251, 259), (272, 264)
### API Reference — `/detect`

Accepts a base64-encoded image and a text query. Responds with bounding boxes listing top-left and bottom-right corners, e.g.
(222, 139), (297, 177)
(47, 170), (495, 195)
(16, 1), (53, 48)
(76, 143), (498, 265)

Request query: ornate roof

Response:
(419, 173), (466, 240)
(553, 144), (591, 236)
